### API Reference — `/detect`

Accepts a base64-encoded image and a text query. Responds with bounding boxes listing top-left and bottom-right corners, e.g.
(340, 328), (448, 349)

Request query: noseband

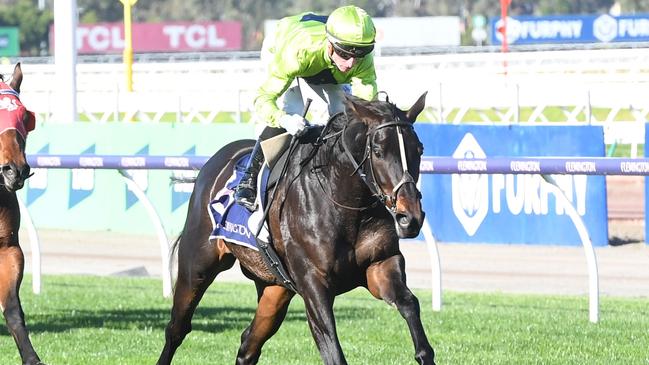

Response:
(341, 115), (418, 214)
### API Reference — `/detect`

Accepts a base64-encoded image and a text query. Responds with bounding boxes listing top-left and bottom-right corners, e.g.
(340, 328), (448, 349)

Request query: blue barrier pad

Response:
(415, 124), (608, 246)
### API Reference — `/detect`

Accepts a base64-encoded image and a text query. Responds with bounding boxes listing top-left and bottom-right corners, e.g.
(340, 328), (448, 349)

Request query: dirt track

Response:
(607, 176), (644, 221)
(19, 231), (649, 299)
(607, 176), (645, 246)
(15, 175), (649, 299)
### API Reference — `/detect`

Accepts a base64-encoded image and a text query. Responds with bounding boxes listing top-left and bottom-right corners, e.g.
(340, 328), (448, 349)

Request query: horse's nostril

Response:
(398, 215), (410, 226)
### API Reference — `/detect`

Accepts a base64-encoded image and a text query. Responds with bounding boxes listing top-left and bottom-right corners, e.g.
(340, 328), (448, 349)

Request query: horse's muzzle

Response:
(392, 183), (425, 238)
(395, 210), (425, 238)
(2, 163), (31, 192)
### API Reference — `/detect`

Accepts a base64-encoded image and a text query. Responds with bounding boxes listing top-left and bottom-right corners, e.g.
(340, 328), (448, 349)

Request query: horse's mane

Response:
(329, 97), (397, 132)
(306, 97), (399, 169)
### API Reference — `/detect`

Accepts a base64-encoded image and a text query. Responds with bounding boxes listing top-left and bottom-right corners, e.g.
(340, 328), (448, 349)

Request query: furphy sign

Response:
(490, 14), (649, 45)
(50, 21), (242, 54)
(449, 134), (589, 237)
(415, 124), (608, 246)
(451, 134), (488, 236)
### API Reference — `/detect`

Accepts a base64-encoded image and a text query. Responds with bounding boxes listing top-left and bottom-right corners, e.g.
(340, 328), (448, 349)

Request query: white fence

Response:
(17, 48), (649, 150)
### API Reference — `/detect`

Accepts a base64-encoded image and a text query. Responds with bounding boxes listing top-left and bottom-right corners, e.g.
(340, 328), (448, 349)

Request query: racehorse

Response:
(0, 63), (40, 365)
(157, 92), (435, 365)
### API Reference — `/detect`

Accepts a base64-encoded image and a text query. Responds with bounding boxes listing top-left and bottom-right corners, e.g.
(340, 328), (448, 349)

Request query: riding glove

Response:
(279, 114), (307, 135)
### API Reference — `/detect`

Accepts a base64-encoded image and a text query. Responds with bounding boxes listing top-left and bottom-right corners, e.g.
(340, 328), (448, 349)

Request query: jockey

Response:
(235, 5), (378, 211)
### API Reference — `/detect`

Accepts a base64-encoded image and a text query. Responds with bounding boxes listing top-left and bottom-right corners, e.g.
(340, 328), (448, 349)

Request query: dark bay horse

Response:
(158, 93), (434, 365)
(0, 63), (40, 365)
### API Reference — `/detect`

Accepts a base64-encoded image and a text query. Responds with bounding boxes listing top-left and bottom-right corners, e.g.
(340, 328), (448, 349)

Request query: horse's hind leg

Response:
(157, 236), (235, 365)
(366, 254), (435, 365)
(236, 284), (294, 365)
(0, 244), (42, 365)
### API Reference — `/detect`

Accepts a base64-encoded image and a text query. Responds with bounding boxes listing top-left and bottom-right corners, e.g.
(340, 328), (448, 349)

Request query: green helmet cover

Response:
(326, 6), (375, 47)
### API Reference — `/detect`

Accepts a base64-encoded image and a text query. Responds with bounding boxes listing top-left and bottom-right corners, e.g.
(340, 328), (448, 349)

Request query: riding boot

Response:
(234, 140), (265, 211)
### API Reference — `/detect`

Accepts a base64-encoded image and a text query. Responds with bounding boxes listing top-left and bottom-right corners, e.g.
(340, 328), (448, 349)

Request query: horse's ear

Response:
(405, 91), (427, 123)
(344, 94), (375, 125)
(9, 63), (22, 93)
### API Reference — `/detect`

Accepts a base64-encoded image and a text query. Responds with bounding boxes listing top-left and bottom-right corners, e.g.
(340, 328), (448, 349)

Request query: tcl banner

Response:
(50, 21), (242, 54)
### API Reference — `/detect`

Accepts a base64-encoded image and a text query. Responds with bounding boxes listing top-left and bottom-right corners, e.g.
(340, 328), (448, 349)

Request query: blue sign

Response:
(26, 144), (49, 205)
(69, 144), (96, 208)
(125, 145), (149, 210)
(490, 14), (649, 45)
(415, 124), (608, 246)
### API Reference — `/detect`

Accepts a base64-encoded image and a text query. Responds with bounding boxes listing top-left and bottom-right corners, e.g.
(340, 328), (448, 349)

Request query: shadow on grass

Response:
(1, 301), (379, 337)
(1, 277), (407, 341)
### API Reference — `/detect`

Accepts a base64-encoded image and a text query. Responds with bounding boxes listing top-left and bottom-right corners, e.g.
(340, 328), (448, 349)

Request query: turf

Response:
(1, 275), (648, 364)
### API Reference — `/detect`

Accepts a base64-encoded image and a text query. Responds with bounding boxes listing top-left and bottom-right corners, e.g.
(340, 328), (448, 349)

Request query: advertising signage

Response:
(416, 124), (608, 246)
(490, 13), (649, 45)
(264, 16), (461, 49)
(0, 27), (19, 56)
(50, 21), (242, 54)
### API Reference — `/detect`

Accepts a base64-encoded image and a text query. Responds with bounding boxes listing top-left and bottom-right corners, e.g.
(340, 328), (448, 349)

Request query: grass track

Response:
(1, 275), (648, 364)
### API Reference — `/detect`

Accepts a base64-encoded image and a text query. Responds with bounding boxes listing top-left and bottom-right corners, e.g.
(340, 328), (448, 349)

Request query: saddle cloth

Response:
(208, 154), (270, 250)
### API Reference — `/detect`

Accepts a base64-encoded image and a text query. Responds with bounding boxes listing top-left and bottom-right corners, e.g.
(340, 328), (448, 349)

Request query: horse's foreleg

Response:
(157, 238), (235, 365)
(366, 254), (435, 365)
(0, 245), (42, 365)
(236, 284), (294, 365)
(301, 283), (347, 365)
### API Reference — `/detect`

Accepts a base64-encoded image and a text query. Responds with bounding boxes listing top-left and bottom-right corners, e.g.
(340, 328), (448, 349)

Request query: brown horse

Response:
(157, 93), (434, 365)
(0, 63), (40, 365)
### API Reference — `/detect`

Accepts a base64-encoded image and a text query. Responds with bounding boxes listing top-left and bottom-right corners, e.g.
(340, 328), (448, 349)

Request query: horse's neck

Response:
(0, 190), (18, 209)
(308, 136), (373, 204)
(0, 191), (19, 240)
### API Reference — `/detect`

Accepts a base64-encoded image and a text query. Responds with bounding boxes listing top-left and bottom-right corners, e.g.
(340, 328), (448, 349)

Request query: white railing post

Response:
(421, 219), (442, 311)
(542, 174), (599, 323)
(118, 169), (172, 298)
(418, 179), (442, 311)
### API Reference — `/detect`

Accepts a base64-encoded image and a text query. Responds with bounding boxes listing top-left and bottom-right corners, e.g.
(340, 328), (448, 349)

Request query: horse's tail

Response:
(168, 233), (182, 294)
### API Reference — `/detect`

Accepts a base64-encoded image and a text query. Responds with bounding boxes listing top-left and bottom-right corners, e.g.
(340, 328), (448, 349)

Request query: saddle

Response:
(208, 127), (324, 292)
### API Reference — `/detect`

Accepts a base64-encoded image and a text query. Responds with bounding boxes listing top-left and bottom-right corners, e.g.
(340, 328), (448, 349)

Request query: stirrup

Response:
(235, 141), (263, 211)
(235, 186), (257, 211)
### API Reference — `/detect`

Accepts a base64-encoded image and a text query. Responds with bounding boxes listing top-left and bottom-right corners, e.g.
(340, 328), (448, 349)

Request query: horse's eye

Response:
(372, 146), (383, 158)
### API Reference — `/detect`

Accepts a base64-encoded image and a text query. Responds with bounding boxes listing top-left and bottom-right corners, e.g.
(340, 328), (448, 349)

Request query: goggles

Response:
(332, 42), (374, 60)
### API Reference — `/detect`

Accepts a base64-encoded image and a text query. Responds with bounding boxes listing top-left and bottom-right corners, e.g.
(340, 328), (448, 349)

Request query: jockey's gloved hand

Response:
(279, 114), (307, 135)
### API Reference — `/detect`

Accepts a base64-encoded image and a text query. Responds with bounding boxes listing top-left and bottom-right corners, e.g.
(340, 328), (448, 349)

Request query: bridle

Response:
(0, 87), (32, 187)
(340, 116), (418, 214)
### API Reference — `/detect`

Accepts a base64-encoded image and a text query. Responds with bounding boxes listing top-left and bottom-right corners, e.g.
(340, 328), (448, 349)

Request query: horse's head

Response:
(0, 63), (35, 192)
(343, 92), (427, 238)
